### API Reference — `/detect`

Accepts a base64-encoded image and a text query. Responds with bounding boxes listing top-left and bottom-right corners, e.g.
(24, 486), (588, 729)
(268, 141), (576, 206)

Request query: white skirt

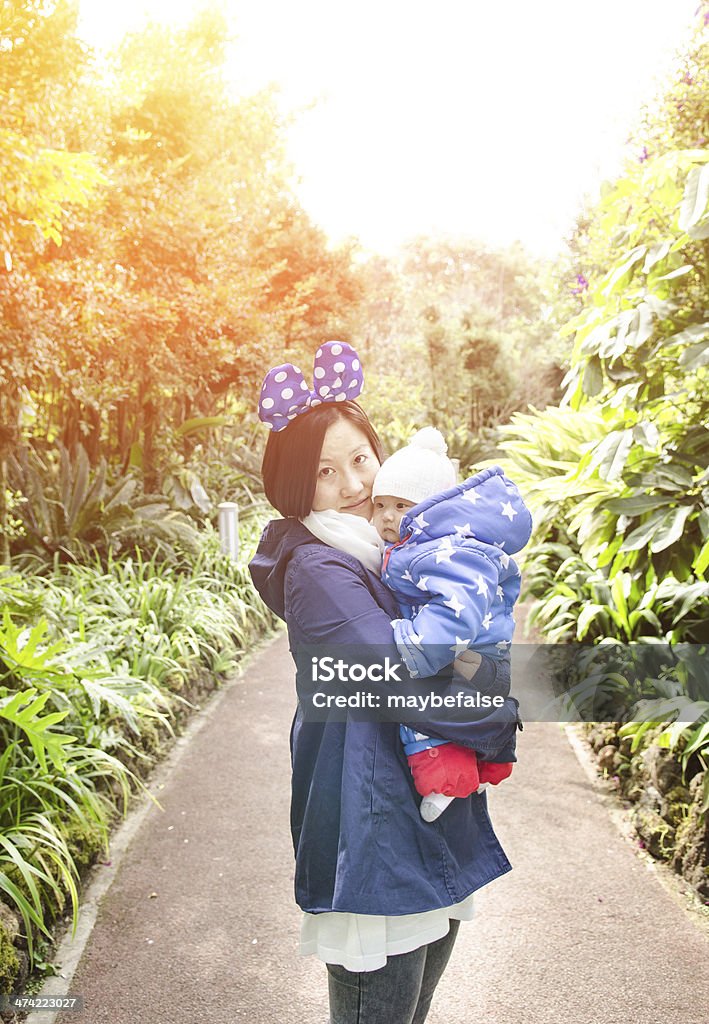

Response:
(299, 891), (476, 972)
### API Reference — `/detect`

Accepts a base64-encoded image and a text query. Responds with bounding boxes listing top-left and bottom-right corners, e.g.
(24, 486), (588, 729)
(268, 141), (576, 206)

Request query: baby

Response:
(370, 427), (532, 821)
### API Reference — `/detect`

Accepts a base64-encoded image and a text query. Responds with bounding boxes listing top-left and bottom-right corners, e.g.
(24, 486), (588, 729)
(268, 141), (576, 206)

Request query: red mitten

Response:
(478, 761), (513, 785)
(407, 744), (480, 798)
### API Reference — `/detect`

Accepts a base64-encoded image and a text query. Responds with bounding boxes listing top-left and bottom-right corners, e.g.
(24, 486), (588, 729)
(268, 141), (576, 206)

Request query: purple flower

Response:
(639, 146), (650, 163)
(571, 273), (589, 294)
(683, 71), (693, 84)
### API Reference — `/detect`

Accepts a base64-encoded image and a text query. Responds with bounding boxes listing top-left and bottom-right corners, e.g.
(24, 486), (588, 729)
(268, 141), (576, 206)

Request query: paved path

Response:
(49, 631), (708, 1024)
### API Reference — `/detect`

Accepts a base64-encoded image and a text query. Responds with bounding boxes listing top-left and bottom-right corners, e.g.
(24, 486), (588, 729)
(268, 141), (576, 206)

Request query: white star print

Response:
(474, 574), (489, 597)
(415, 575), (430, 591)
(443, 593), (465, 618)
(401, 569), (414, 583)
(434, 539), (456, 564)
(449, 636), (471, 656)
(452, 522), (472, 538)
(499, 552), (511, 570)
(462, 489), (479, 504)
(500, 501), (518, 521)
(496, 586), (504, 600)
(413, 512), (429, 530)
(481, 612), (493, 630)
(496, 640), (510, 651)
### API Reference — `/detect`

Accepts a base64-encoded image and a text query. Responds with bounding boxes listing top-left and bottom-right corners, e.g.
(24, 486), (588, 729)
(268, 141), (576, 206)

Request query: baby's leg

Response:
(420, 791), (454, 821)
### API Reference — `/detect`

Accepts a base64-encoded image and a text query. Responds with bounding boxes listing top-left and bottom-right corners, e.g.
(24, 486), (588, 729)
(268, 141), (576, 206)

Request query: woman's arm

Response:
(286, 546), (520, 754)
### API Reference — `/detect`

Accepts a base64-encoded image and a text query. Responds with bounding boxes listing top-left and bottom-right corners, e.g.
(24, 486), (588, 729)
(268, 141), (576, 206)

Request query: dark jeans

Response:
(326, 919), (460, 1024)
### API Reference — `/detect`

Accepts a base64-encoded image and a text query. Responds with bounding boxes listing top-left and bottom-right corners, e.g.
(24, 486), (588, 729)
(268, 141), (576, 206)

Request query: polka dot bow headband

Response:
(257, 341), (364, 431)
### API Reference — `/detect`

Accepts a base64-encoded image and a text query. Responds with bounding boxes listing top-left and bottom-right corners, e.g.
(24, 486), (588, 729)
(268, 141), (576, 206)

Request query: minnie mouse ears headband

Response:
(257, 340), (364, 431)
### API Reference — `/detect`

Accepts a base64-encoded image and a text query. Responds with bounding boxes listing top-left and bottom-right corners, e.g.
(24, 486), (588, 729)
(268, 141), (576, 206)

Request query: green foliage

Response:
(499, 148), (709, 636)
(0, 514), (277, 970)
(0, 1), (363, 558)
(0, 0), (103, 254)
(8, 441), (202, 566)
(497, 19), (709, 817)
(354, 237), (563, 449)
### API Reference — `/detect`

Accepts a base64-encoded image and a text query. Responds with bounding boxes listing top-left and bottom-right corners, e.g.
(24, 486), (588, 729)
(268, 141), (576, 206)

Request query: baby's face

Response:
(371, 495), (418, 544)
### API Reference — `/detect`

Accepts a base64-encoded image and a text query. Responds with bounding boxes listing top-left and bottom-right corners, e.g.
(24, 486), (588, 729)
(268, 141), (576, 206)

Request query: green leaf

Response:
(189, 478), (211, 512)
(679, 340), (709, 370)
(682, 721), (709, 758)
(590, 429), (634, 482)
(653, 265), (693, 282)
(625, 303), (655, 350)
(688, 219), (709, 241)
(605, 494), (673, 516)
(128, 442), (143, 469)
(576, 603), (607, 639)
(0, 686), (77, 772)
(175, 415), (231, 437)
(582, 356), (604, 396)
(642, 241), (671, 273)
(620, 507), (672, 551)
(665, 581), (709, 624)
(649, 505), (693, 553)
(65, 444), (91, 533)
(601, 246), (646, 297)
(678, 164), (709, 232)
(693, 539), (709, 578)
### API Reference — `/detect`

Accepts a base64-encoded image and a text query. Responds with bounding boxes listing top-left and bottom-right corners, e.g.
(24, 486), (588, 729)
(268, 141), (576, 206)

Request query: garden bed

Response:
(585, 722), (708, 900)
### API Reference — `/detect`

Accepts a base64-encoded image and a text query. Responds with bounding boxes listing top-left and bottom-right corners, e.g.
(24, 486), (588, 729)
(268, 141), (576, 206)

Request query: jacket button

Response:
(428, 748), (439, 758)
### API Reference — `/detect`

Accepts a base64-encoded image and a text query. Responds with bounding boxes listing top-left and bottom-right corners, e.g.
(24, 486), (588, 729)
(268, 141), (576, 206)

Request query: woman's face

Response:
(312, 417), (380, 518)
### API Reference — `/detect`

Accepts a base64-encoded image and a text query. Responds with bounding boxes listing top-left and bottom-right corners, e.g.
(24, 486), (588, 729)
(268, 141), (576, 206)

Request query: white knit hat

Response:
(372, 427), (458, 506)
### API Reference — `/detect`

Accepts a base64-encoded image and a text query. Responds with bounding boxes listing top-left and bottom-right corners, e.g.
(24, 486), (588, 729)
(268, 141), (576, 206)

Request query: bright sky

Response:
(78, 0), (701, 259)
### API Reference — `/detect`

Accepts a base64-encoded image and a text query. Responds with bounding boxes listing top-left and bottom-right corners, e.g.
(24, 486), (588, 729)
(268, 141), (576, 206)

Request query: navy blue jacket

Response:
(249, 517), (520, 915)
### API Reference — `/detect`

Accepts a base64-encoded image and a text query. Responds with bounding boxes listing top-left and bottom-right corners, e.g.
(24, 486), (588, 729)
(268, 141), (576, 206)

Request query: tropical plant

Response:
(7, 442), (202, 566)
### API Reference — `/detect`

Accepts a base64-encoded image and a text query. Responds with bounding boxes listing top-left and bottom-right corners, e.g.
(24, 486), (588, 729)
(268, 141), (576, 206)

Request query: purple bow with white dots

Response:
(257, 341), (364, 431)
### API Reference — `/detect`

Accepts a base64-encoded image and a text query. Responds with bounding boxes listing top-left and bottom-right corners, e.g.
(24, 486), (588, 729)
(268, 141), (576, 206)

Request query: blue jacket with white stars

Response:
(383, 464), (533, 684)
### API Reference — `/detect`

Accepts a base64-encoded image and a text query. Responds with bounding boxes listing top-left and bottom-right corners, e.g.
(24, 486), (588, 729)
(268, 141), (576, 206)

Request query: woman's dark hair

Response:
(261, 401), (385, 518)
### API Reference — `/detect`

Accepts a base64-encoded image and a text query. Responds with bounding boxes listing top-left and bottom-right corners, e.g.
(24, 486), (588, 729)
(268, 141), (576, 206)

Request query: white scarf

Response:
(300, 508), (385, 576)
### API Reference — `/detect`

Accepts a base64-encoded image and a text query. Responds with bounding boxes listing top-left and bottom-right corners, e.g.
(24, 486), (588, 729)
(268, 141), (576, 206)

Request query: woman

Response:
(249, 342), (520, 1024)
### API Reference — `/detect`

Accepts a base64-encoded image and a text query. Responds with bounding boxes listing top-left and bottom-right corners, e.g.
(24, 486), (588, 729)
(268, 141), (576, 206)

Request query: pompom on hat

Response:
(372, 427), (457, 506)
(258, 341), (363, 431)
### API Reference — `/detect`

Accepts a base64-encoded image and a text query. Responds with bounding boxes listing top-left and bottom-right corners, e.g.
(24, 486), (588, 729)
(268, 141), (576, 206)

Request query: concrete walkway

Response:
(46, 631), (709, 1024)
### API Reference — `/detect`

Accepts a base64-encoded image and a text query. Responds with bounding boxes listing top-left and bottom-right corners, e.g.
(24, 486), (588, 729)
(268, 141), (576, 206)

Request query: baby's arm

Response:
(392, 546), (498, 680)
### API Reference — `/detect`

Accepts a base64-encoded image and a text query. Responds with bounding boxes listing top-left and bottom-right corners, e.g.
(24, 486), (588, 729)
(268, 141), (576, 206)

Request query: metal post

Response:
(217, 502), (239, 560)
(450, 458), (460, 482)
